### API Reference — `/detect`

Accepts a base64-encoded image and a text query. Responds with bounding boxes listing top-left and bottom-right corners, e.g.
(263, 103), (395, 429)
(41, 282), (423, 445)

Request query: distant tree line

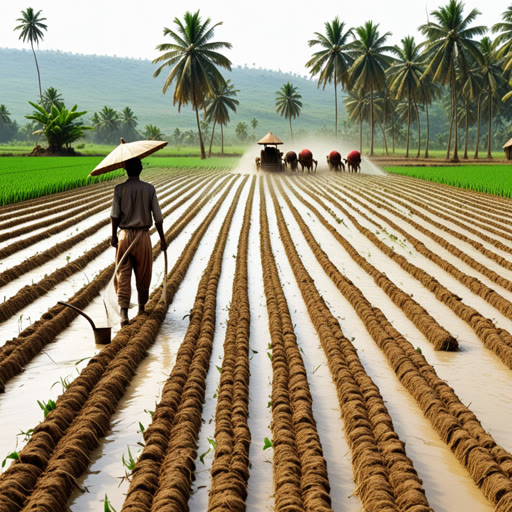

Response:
(6, 3), (512, 159)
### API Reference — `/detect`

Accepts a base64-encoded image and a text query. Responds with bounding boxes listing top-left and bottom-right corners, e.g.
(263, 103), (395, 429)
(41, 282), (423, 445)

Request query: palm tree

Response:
(388, 36), (425, 158)
(0, 105), (11, 126)
(0, 105), (13, 143)
(235, 122), (249, 142)
(419, 0), (486, 161)
(275, 82), (302, 140)
(344, 91), (370, 153)
(143, 124), (164, 140)
(120, 107), (138, 140)
(153, 10), (232, 159)
(479, 37), (506, 158)
(457, 73), (478, 159)
(14, 8), (48, 104)
(173, 127), (183, 147)
(306, 17), (353, 137)
(348, 21), (394, 156)
(94, 106), (121, 144)
(251, 117), (258, 139)
(205, 79), (239, 156)
(42, 87), (64, 112)
(373, 89), (392, 155)
(183, 130), (196, 145)
(492, 5), (512, 75)
(417, 75), (442, 157)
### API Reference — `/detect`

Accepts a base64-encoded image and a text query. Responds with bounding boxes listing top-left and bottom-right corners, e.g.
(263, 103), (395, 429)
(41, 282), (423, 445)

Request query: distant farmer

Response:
(110, 157), (167, 327)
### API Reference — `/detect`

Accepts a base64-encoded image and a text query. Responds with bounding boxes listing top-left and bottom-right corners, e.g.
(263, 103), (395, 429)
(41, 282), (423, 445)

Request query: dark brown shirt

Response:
(111, 177), (163, 229)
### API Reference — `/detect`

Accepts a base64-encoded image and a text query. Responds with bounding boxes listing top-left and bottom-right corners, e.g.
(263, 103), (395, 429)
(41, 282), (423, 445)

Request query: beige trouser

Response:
(114, 229), (152, 309)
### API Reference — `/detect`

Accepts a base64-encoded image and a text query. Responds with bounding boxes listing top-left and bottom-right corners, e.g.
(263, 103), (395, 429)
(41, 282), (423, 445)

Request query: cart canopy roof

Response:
(258, 132), (283, 145)
(503, 137), (512, 149)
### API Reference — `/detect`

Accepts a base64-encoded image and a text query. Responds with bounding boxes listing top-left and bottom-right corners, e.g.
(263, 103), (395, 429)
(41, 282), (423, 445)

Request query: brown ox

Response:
(298, 149), (318, 173)
(327, 150), (344, 171)
(284, 151), (299, 171)
(344, 150), (361, 173)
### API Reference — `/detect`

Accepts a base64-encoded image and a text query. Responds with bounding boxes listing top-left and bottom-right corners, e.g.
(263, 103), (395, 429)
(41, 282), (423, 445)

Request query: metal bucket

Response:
(58, 301), (111, 344)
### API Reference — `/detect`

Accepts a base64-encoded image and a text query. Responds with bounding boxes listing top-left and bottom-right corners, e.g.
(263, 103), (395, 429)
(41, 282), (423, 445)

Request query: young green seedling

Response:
(37, 399), (56, 418)
(17, 428), (34, 442)
(263, 437), (273, 450)
(1, 451), (19, 469)
(104, 494), (118, 512)
(199, 437), (217, 464)
(51, 375), (72, 393)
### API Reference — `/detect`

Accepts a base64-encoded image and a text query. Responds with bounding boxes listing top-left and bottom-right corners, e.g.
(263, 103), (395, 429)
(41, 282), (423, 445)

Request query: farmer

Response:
(110, 157), (167, 326)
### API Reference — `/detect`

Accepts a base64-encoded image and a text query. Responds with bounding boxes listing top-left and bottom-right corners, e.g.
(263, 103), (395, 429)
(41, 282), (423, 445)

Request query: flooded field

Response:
(1, 163), (512, 512)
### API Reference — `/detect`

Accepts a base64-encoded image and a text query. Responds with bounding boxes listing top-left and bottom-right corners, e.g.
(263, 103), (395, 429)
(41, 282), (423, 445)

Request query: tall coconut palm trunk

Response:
(452, 77), (459, 161)
(192, 84), (206, 159)
(474, 94), (482, 159)
(31, 41), (43, 104)
(195, 106), (206, 159)
(359, 109), (363, 153)
(334, 69), (338, 138)
(487, 94), (493, 159)
(375, 112), (389, 155)
(446, 86), (454, 159)
(208, 120), (217, 158)
(369, 84), (375, 156)
(405, 98), (411, 158)
(424, 102), (430, 158)
(463, 101), (469, 160)
(414, 99), (421, 158)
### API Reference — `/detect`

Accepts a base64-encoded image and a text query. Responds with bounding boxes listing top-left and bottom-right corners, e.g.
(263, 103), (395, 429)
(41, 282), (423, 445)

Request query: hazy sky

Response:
(1, 1), (508, 75)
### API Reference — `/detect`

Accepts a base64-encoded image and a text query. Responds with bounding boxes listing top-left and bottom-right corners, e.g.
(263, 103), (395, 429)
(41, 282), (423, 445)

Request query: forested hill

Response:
(0, 48), (340, 137)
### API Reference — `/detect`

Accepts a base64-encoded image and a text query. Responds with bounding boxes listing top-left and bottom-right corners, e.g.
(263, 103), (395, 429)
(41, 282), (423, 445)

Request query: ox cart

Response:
(255, 132), (284, 172)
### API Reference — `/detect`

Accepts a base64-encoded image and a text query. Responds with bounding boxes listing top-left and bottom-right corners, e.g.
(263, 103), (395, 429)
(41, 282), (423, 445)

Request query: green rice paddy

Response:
(0, 155), (239, 206)
(385, 164), (512, 199)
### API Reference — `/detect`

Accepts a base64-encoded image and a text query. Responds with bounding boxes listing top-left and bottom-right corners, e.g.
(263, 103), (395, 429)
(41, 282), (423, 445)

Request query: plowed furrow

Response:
(283, 177), (456, 351)
(0, 172), (218, 321)
(0, 169), (191, 226)
(365, 176), (512, 245)
(208, 179), (254, 511)
(350, 176), (512, 264)
(388, 174), (512, 220)
(120, 177), (248, 512)
(377, 176), (512, 228)
(0, 171), (211, 275)
(0, 218), (107, 284)
(343, 177), (512, 280)
(260, 178), (333, 512)
(0, 177), (241, 512)
(0, 174), (173, 245)
(0, 174), (235, 391)
(270, 175), (512, 510)
(266, 175), (431, 511)
(0, 198), (111, 244)
(0, 188), (115, 231)
(324, 176), (512, 303)
(309, 177), (512, 367)
(0, 171), (182, 259)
